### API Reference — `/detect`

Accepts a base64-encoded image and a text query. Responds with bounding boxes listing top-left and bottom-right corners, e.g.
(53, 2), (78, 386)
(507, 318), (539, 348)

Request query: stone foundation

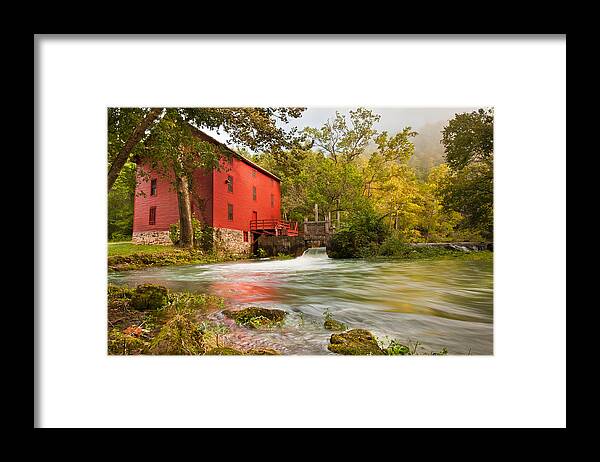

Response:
(213, 228), (251, 257)
(257, 235), (307, 257)
(132, 231), (173, 245)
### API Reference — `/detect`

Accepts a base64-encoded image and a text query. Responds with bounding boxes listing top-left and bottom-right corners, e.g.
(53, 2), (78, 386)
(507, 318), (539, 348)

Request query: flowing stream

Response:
(108, 248), (493, 355)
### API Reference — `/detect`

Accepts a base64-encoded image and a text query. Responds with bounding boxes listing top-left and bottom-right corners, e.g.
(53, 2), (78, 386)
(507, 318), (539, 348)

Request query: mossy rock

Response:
(130, 284), (168, 311)
(324, 318), (347, 331)
(205, 347), (244, 355)
(245, 348), (281, 355)
(327, 329), (384, 355)
(148, 314), (205, 355)
(107, 284), (135, 299)
(223, 307), (286, 328)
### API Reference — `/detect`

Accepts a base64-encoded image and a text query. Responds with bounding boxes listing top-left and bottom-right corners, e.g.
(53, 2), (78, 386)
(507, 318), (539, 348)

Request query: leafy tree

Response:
(442, 108), (494, 170)
(108, 108), (162, 191)
(440, 108), (494, 238)
(108, 162), (136, 240)
(303, 108), (380, 164)
(439, 161), (493, 238)
(107, 107), (305, 247)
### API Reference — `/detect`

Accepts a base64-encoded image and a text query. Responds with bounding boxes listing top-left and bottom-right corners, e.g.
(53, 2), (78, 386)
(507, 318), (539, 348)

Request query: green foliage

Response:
(440, 108), (494, 239)
(108, 162), (136, 240)
(253, 107), (494, 248)
(329, 208), (388, 258)
(169, 223), (180, 245)
(442, 108), (494, 171)
(169, 218), (214, 251)
(379, 337), (449, 355)
(439, 161), (493, 239)
(382, 339), (411, 355)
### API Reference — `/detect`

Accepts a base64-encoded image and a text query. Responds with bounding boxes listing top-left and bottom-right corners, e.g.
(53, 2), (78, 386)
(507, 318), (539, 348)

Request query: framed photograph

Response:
(35, 35), (566, 428)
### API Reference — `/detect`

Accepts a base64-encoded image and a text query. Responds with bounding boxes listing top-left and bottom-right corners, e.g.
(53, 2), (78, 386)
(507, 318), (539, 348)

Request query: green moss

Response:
(324, 318), (347, 331)
(223, 307), (286, 329)
(107, 284), (135, 299)
(130, 284), (168, 311)
(148, 314), (206, 355)
(245, 348), (281, 355)
(205, 347), (244, 355)
(107, 328), (149, 355)
(327, 329), (385, 355)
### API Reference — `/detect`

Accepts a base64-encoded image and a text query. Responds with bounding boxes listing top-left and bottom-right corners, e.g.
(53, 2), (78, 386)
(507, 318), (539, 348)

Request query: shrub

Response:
(169, 218), (214, 252)
(109, 233), (131, 242)
(169, 223), (180, 245)
(329, 208), (388, 258)
(378, 235), (410, 257)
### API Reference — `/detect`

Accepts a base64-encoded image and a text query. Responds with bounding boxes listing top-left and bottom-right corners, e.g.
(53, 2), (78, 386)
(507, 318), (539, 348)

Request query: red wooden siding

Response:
(133, 156), (280, 234)
(133, 163), (180, 232)
(212, 157), (281, 232)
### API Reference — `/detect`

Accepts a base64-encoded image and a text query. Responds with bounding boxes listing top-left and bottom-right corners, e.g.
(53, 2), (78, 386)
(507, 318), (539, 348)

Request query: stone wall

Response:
(213, 228), (252, 257)
(257, 235), (307, 257)
(132, 231), (173, 245)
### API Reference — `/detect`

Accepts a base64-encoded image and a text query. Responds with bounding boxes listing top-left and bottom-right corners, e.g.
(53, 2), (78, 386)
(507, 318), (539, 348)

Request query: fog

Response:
(204, 107), (480, 176)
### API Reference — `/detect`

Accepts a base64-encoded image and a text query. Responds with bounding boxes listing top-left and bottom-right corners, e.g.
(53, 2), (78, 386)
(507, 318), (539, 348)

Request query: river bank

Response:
(107, 284), (449, 356)
(108, 241), (491, 272)
(108, 249), (493, 355)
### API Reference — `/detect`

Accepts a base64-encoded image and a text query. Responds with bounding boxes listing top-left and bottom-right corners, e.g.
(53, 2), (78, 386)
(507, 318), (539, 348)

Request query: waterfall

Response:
(300, 247), (329, 259)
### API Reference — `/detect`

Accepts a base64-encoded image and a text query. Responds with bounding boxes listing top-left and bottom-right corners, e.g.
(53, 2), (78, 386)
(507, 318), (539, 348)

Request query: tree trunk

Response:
(107, 107), (162, 191)
(175, 174), (194, 248)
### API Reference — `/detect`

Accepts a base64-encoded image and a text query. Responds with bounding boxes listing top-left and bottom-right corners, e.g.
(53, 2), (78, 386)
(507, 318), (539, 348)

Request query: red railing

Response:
(250, 219), (298, 236)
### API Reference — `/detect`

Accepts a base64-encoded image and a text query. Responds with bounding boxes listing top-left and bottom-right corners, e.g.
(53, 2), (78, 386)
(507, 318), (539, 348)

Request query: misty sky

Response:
(205, 107), (479, 151)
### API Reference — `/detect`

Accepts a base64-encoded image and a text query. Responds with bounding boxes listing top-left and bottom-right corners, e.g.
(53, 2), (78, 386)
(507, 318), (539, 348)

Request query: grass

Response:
(108, 242), (183, 257)
(107, 242), (247, 272)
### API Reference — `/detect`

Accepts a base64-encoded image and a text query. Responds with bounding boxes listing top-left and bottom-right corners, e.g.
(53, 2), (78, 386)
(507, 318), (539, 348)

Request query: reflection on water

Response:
(108, 251), (493, 355)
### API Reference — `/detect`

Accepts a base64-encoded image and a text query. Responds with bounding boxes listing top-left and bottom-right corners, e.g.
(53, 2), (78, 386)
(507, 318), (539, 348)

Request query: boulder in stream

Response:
(328, 329), (385, 355)
(223, 307), (286, 328)
(324, 318), (347, 331)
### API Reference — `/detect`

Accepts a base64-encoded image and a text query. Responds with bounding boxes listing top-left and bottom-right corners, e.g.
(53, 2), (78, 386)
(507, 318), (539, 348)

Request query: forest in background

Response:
(108, 107), (493, 257)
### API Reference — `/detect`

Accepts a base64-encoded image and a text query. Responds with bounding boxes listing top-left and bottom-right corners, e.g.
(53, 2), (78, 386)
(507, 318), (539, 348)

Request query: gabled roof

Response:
(188, 125), (281, 182)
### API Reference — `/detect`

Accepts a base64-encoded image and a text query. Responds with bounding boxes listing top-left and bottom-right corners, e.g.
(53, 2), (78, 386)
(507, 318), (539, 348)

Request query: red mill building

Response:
(132, 129), (298, 255)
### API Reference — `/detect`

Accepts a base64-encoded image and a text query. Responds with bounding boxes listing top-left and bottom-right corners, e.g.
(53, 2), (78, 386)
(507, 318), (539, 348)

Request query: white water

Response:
(300, 247), (329, 258)
(109, 254), (493, 355)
